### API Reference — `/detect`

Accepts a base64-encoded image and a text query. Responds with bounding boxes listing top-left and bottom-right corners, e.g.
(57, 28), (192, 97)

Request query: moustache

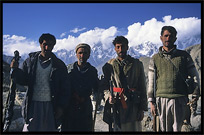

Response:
(118, 52), (125, 54)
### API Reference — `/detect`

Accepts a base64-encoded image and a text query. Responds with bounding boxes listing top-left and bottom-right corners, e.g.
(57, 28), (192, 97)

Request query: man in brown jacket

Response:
(102, 36), (148, 131)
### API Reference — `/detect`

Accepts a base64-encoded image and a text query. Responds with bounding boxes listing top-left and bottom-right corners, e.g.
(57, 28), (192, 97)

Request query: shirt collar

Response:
(76, 62), (89, 74)
(116, 55), (129, 67)
(38, 54), (52, 68)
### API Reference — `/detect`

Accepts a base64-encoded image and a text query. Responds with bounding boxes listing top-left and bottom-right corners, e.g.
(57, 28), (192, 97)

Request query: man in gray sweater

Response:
(10, 33), (70, 132)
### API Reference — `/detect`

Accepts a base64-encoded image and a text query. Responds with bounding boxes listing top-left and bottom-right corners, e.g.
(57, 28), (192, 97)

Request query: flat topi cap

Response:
(75, 43), (91, 54)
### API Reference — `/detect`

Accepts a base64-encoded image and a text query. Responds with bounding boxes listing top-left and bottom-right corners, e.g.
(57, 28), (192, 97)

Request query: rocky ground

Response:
(93, 101), (154, 132)
(3, 90), (154, 132)
(3, 89), (201, 132)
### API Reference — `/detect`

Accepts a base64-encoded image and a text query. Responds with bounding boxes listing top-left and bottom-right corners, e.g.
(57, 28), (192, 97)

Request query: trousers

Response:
(156, 96), (188, 132)
(22, 101), (57, 132)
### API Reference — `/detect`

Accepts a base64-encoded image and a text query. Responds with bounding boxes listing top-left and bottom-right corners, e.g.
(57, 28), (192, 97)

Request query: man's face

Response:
(160, 30), (177, 48)
(115, 43), (128, 59)
(40, 40), (54, 57)
(76, 47), (90, 64)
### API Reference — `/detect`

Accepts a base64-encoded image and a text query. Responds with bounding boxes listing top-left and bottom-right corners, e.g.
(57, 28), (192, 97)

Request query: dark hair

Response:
(161, 26), (177, 36)
(39, 33), (56, 46)
(112, 36), (128, 46)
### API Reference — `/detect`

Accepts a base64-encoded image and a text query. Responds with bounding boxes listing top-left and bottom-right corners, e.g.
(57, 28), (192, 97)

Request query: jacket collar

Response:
(113, 55), (133, 76)
(29, 51), (59, 68)
(73, 61), (91, 74)
(158, 45), (177, 58)
(115, 55), (132, 66)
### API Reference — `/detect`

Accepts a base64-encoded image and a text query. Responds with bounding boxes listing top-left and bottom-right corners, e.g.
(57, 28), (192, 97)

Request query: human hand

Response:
(150, 102), (156, 116)
(109, 95), (116, 104)
(188, 97), (198, 113)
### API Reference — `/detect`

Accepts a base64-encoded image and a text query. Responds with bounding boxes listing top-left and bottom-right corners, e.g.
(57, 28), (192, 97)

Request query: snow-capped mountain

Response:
(55, 41), (159, 65)
(54, 44), (116, 75)
(54, 41), (158, 75)
(128, 41), (159, 58)
(177, 36), (201, 50)
(3, 38), (201, 75)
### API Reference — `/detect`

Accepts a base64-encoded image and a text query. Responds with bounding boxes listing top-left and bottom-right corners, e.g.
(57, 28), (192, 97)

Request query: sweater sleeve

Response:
(186, 53), (200, 97)
(147, 57), (156, 103)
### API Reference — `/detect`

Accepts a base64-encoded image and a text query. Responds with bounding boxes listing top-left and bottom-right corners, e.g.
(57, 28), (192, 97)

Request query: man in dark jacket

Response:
(61, 43), (99, 132)
(10, 33), (70, 132)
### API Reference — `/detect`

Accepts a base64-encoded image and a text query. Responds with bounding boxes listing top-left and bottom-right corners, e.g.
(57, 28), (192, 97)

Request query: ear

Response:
(114, 45), (117, 51)
(174, 37), (177, 42)
(160, 36), (162, 41)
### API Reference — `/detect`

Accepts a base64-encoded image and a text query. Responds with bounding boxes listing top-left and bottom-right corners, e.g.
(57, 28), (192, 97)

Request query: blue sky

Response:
(3, 3), (201, 56)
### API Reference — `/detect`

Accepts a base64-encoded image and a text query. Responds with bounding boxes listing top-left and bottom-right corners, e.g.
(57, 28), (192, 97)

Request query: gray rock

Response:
(191, 114), (201, 131)
(9, 117), (24, 132)
(190, 97), (201, 131)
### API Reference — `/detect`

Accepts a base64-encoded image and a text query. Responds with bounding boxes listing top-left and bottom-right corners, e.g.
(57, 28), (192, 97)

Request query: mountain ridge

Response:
(3, 43), (201, 76)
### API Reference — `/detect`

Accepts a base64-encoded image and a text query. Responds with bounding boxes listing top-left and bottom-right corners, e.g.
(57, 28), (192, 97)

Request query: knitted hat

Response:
(75, 43), (91, 54)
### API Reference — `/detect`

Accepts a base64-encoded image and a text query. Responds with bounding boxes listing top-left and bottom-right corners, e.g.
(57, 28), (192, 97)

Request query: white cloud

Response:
(54, 35), (79, 51)
(126, 15), (201, 48)
(126, 18), (163, 47)
(60, 32), (66, 38)
(100, 26), (118, 49)
(53, 26), (118, 52)
(3, 35), (27, 44)
(169, 16), (201, 40)
(3, 35), (39, 56)
(70, 27), (86, 33)
(3, 15), (201, 57)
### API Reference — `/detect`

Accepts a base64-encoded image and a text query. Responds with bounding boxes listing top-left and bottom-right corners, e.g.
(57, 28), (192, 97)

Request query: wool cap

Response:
(75, 43), (91, 54)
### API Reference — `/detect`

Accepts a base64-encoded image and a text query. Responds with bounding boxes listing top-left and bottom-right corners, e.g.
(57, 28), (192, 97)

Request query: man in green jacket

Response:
(102, 36), (148, 131)
(148, 26), (200, 132)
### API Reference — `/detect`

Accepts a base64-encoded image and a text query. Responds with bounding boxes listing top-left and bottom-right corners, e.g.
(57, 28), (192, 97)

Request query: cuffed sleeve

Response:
(147, 57), (156, 103)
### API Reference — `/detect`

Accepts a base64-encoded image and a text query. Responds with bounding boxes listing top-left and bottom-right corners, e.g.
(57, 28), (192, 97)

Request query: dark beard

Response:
(117, 52), (127, 59)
